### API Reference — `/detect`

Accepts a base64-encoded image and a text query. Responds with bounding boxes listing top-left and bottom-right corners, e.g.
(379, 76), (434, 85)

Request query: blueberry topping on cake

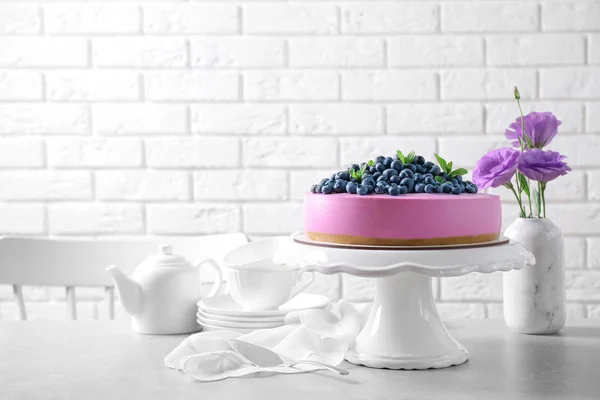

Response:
(310, 151), (476, 196)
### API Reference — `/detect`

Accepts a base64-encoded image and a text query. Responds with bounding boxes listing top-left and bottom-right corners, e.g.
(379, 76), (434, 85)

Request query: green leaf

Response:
(434, 153), (448, 173)
(450, 168), (468, 177)
(517, 173), (530, 196)
(523, 133), (533, 149)
(446, 161), (453, 174)
(405, 150), (416, 164)
(359, 164), (368, 175)
(396, 150), (405, 164)
(367, 160), (375, 166)
(434, 176), (444, 184)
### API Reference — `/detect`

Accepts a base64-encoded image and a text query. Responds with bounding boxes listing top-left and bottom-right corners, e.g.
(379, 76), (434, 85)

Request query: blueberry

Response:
(434, 184), (443, 194)
(330, 173), (337, 180)
(423, 161), (434, 170)
(390, 175), (402, 184)
(415, 182), (425, 193)
(465, 185), (477, 194)
(336, 171), (350, 181)
(456, 175), (463, 183)
(334, 179), (348, 193)
(375, 184), (386, 194)
(346, 181), (358, 194)
(384, 157), (394, 167)
(388, 186), (401, 196)
(362, 178), (376, 188)
(441, 172), (449, 181)
(424, 184), (434, 194)
(375, 182), (389, 194)
(357, 185), (369, 195)
(458, 184), (465, 193)
(374, 156), (385, 164)
(423, 173), (433, 179)
(442, 182), (453, 193)
(424, 176), (435, 185)
(310, 184), (318, 193)
(382, 169), (399, 179)
(400, 168), (414, 178)
(319, 178), (329, 185)
(405, 164), (417, 173)
(321, 184), (333, 194)
(415, 155), (426, 165)
(451, 178), (458, 186)
(375, 162), (386, 173)
(391, 160), (404, 172)
(430, 165), (441, 176)
(372, 172), (381, 180)
(390, 182), (398, 187)
(471, 184), (479, 193)
(377, 175), (388, 183)
(400, 177), (414, 192)
(398, 185), (408, 194)
(349, 164), (360, 171)
(413, 173), (424, 183)
(451, 186), (461, 195)
(369, 166), (377, 174)
(416, 165), (427, 174)
(362, 174), (373, 182)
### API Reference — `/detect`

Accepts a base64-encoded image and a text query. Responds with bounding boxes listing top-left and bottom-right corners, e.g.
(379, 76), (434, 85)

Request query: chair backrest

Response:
(0, 233), (250, 320)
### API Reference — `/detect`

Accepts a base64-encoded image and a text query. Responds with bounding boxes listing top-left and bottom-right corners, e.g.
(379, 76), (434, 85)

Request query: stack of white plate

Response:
(197, 293), (330, 334)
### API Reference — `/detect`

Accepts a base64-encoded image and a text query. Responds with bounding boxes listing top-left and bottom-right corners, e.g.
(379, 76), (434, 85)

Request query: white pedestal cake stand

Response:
(281, 234), (535, 370)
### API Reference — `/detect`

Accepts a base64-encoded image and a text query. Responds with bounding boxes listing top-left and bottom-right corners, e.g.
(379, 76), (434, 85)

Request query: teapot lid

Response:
(145, 244), (192, 267)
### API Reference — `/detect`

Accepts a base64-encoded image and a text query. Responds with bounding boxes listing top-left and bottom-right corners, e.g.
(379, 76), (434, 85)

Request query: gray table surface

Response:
(1, 319), (599, 400)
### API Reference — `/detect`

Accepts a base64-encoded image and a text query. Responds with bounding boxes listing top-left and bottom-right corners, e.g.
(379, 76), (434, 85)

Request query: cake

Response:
(303, 151), (502, 246)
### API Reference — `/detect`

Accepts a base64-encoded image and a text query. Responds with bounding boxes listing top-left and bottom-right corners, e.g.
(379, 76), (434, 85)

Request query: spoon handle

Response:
(283, 360), (349, 375)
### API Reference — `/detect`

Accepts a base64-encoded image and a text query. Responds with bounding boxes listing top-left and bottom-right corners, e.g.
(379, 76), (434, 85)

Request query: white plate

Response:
(196, 313), (284, 329)
(198, 293), (330, 317)
(197, 309), (285, 324)
(197, 320), (258, 334)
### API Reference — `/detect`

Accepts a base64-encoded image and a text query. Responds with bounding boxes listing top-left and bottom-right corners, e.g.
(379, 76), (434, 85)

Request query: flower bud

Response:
(513, 86), (521, 100)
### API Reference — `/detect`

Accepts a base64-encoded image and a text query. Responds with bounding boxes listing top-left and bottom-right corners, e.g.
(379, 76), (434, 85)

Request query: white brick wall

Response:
(1, 0), (599, 321)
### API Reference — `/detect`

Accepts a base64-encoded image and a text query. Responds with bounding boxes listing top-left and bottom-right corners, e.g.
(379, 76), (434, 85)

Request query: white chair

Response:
(0, 233), (249, 320)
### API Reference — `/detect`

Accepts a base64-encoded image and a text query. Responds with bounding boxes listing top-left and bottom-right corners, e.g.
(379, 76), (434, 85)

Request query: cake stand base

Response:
(346, 272), (468, 369)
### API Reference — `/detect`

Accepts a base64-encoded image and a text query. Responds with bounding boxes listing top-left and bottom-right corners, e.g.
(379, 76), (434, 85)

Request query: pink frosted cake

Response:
(303, 151), (502, 246)
(304, 193), (501, 246)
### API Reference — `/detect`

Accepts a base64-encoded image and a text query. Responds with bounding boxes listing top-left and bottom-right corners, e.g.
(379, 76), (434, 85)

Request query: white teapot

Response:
(107, 244), (222, 334)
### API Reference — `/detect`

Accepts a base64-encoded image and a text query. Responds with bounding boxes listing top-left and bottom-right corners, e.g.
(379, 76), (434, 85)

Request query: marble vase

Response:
(503, 218), (565, 334)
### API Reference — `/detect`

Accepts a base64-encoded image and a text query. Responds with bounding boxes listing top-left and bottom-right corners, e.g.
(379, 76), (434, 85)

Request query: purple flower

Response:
(505, 112), (562, 149)
(473, 148), (521, 189)
(518, 149), (571, 182)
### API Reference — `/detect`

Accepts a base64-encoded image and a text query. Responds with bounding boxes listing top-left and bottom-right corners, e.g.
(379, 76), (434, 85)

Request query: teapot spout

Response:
(106, 265), (144, 316)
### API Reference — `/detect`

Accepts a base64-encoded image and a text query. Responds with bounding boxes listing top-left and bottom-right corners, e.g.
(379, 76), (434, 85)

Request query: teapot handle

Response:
(195, 258), (223, 298)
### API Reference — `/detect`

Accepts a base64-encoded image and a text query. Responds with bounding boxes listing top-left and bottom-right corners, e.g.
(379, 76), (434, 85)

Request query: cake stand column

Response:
(346, 271), (468, 369)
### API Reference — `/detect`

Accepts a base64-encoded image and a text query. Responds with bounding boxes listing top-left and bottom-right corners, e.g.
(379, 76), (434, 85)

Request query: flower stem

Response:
(526, 177), (533, 218)
(540, 181), (547, 218)
(515, 94), (533, 217)
(505, 182), (526, 218)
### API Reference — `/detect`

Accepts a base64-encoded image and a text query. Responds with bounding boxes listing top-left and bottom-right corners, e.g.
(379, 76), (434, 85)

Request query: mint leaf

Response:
(517, 173), (530, 196)
(396, 150), (405, 164)
(367, 160), (375, 167)
(446, 161), (453, 174)
(359, 164), (368, 175)
(406, 150), (416, 164)
(434, 153), (448, 173)
(450, 168), (468, 177)
(434, 176), (444, 184)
